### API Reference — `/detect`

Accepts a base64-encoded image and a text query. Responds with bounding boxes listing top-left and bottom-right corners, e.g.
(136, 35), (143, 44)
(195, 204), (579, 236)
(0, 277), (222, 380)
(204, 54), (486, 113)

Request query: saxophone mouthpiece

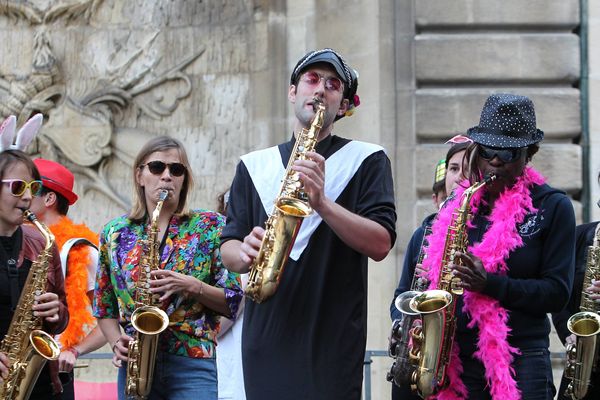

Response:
(484, 174), (496, 183)
(158, 190), (169, 201)
(22, 209), (35, 222)
(312, 97), (325, 112)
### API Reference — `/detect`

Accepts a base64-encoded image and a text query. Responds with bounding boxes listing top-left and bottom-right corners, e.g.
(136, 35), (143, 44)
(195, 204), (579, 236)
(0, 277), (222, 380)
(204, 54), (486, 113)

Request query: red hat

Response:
(33, 158), (78, 205)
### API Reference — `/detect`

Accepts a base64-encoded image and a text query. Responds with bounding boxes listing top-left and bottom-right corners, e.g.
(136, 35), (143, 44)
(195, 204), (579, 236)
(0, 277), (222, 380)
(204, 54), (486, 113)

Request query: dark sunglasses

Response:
(140, 161), (186, 177)
(300, 71), (343, 92)
(477, 145), (524, 163)
(1, 179), (43, 197)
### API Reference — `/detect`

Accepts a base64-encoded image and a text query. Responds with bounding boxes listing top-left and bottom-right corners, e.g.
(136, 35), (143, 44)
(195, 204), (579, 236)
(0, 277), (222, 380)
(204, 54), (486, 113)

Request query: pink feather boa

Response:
(423, 166), (546, 400)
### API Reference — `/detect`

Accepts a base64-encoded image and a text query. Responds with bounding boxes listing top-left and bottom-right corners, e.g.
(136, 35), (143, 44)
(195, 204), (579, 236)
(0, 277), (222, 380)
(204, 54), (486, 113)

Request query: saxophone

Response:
(387, 225), (431, 388)
(126, 190), (170, 399)
(564, 223), (600, 399)
(408, 175), (494, 398)
(245, 99), (324, 303)
(0, 210), (61, 400)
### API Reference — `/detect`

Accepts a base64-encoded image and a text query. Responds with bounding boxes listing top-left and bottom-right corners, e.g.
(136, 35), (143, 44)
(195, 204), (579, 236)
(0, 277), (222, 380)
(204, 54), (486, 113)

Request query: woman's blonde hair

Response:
(129, 136), (194, 222)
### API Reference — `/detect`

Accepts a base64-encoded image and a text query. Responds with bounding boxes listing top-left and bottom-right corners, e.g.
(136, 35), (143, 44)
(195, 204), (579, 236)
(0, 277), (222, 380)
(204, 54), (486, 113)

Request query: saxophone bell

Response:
(565, 312), (600, 399)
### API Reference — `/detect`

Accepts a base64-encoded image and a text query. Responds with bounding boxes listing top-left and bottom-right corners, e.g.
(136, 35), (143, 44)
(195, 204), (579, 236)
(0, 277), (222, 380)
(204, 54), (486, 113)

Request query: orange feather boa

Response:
(50, 217), (99, 348)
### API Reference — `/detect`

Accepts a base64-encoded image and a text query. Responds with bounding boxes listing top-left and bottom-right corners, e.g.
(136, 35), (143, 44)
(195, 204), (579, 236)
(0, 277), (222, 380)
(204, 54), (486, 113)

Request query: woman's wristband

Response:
(111, 340), (119, 354)
(65, 346), (80, 359)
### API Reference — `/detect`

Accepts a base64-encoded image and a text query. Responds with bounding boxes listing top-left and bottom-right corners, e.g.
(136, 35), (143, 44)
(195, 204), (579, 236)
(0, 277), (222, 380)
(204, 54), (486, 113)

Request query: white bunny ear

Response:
(0, 115), (17, 152)
(14, 113), (43, 151)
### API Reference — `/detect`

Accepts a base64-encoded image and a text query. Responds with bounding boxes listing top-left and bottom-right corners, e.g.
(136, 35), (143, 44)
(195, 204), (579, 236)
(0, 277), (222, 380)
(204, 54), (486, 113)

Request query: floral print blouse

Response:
(93, 210), (242, 358)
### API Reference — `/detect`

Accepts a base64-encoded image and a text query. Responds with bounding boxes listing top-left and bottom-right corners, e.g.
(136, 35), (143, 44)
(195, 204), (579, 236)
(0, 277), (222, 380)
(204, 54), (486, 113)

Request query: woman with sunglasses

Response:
(93, 136), (242, 400)
(0, 148), (68, 398)
(420, 94), (575, 400)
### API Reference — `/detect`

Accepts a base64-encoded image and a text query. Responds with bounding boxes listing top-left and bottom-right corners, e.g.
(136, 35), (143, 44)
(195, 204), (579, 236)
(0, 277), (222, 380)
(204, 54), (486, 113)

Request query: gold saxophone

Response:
(0, 210), (61, 400)
(126, 190), (170, 399)
(387, 225), (431, 388)
(564, 223), (600, 399)
(408, 175), (494, 398)
(245, 99), (324, 303)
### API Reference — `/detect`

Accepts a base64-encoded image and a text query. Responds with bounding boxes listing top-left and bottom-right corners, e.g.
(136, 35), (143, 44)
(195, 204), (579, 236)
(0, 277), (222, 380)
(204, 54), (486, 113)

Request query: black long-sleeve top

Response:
(457, 183), (575, 359)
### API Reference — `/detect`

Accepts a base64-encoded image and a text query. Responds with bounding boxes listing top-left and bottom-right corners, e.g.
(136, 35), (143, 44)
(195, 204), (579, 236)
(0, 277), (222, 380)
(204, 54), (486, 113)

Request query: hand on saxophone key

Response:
(450, 252), (487, 293)
(240, 227), (265, 266)
(150, 269), (199, 301)
(111, 334), (133, 368)
(587, 279), (600, 302)
(292, 151), (326, 210)
(33, 292), (61, 323)
(0, 352), (9, 381)
(415, 263), (430, 280)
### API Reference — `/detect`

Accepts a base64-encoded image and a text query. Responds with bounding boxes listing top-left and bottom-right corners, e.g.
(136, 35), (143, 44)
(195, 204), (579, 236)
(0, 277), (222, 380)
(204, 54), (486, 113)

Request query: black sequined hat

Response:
(467, 93), (544, 148)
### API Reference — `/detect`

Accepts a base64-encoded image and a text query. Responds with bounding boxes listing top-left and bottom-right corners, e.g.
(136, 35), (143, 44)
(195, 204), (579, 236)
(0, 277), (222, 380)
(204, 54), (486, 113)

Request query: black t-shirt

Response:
(221, 135), (397, 400)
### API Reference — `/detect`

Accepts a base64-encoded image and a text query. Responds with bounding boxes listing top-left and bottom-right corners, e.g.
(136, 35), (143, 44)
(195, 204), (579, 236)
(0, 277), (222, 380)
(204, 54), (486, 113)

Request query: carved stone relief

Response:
(0, 0), (212, 220)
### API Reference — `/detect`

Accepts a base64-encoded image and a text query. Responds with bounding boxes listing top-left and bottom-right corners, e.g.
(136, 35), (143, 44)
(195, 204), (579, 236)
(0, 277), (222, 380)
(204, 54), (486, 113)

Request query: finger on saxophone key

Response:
(0, 352), (9, 380)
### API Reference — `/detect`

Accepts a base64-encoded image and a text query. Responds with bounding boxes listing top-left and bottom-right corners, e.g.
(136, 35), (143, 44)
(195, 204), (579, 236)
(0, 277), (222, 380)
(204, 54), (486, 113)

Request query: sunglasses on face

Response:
(1, 179), (43, 197)
(299, 71), (343, 92)
(140, 161), (186, 177)
(477, 145), (525, 163)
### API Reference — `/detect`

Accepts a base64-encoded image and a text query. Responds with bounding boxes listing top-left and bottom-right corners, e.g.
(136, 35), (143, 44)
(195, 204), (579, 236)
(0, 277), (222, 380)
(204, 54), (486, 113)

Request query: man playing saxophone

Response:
(220, 48), (397, 400)
(0, 114), (68, 400)
(93, 136), (242, 400)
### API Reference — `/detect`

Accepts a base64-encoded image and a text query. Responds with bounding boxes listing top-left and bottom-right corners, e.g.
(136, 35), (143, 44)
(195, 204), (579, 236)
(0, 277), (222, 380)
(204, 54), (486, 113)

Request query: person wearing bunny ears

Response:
(0, 114), (69, 399)
(220, 49), (397, 399)
(29, 158), (107, 400)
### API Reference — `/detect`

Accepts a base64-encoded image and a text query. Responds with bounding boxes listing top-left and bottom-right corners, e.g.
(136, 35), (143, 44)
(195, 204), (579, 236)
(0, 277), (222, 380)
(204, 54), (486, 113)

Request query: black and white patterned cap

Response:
(467, 93), (544, 148)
